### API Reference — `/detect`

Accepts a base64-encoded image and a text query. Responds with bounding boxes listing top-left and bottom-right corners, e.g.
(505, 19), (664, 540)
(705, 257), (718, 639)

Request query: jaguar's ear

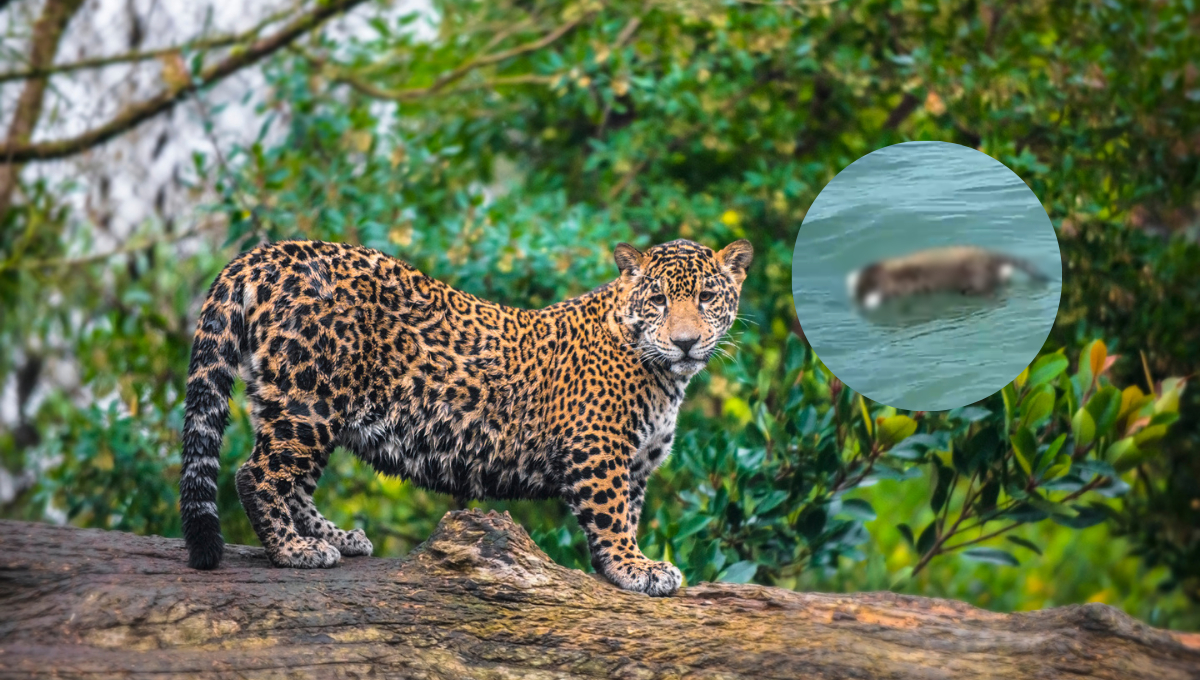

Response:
(614, 243), (644, 278)
(717, 239), (754, 284)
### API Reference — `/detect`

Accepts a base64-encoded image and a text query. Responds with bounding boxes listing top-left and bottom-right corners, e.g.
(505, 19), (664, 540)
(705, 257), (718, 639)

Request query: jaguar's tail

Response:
(180, 270), (246, 570)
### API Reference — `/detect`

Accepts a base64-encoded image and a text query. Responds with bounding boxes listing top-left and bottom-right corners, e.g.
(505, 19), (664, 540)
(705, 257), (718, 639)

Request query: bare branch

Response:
(0, 0), (369, 164)
(736, 0), (845, 12)
(884, 92), (922, 130)
(939, 521), (1024, 553)
(322, 13), (591, 102)
(615, 14), (642, 46)
(607, 158), (650, 201)
(0, 6), (295, 83)
(0, 0), (86, 217)
(4, 221), (221, 272)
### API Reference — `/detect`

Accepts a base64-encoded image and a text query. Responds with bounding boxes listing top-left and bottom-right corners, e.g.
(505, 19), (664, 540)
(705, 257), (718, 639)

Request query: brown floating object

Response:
(847, 246), (1050, 310)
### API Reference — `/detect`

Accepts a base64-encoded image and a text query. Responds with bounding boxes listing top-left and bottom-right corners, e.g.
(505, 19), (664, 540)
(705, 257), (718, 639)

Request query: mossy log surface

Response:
(1, 510), (1198, 679)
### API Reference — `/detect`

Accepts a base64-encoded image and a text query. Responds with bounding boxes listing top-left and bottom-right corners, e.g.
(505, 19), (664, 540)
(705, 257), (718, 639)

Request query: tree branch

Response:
(0, 6), (295, 83)
(0, 6), (295, 84)
(0, 0), (369, 164)
(1, 221), (221, 273)
(321, 13), (590, 102)
(884, 91), (922, 129)
(0, 0), (85, 218)
(940, 521), (1024, 553)
(737, 0), (846, 12)
(3, 511), (1197, 678)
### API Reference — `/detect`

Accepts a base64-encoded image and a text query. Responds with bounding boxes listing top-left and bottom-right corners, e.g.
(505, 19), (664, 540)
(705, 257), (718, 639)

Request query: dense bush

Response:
(639, 337), (1187, 588)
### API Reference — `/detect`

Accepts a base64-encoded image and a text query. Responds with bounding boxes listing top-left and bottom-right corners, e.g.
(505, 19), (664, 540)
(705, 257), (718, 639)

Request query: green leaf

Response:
(1011, 427), (1037, 476)
(1006, 536), (1043, 555)
(755, 366), (772, 399)
(1003, 503), (1048, 523)
(1117, 385), (1152, 427)
(1027, 353), (1069, 387)
(840, 498), (876, 522)
(859, 394), (873, 438)
(727, 357), (754, 386)
(889, 432), (950, 461)
(752, 489), (790, 517)
(1149, 411), (1180, 428)
(951, 407), (992, 423)
(897, 523), (915, 547)
(1019, 385), (1055, 430)
(1001, 383), (1016, 431)
(753, 401), (776, 441)
(916, 521), (938, 556)
(1110, 437), (1154, 473)
(951, 444), (970, 476)
(1133, 424), (1169, 449)
(1085, 386), (1123, 438)
(1073, 458), (1116, 480)
(889, 566), (914, 590)
(1062, 371), (1079, 416)
(1027, 494), (1078, 518)
(718, 560), (759, 584)
(1042, 454), (1072, 481)
(797, 506), (827, 540)
(1013, 365), (1029, 390)
(783, 332), (806, 374)
(877, 415), (918, 447)
(962, 548), (1020, 566)
(1071, 408), (1096, 449)
(1154, 378), (1186, 414)
(1050, 505), (1111, 529)
(977, 478), (1001, 512)
(1044, 433), (1067, 460)
(931, 462), (953, 514)
(675, 513), (711, 540)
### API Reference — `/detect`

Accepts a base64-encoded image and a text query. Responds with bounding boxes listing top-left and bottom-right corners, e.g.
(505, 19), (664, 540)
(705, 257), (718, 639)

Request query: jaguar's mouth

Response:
(670, 357), (706, 376)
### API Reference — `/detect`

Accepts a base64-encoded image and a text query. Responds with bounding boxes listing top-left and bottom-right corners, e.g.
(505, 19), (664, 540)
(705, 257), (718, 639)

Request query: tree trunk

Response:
(0, 0), (85, 222)
(1, 510), (1197, 679)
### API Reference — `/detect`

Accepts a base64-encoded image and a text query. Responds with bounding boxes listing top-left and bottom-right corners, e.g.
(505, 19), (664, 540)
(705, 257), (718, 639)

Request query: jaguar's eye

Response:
(698, 291), (716, 303)
(649, 294), (667, 306)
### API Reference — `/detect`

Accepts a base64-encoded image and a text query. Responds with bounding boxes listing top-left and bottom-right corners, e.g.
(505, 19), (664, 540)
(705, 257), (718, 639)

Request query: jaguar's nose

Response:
(672, 336), (699, 356)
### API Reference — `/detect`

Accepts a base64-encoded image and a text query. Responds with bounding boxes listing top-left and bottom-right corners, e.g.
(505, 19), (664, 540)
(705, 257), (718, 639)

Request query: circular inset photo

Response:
(792, 141), (1062, 412)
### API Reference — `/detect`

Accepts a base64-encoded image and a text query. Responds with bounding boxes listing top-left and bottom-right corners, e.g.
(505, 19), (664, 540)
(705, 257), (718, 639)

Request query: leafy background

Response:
(2, 0), (1198, 631)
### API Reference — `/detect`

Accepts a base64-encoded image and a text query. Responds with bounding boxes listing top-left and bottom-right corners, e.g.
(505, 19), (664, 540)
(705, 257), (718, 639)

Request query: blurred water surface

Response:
(792, 141), (1062, 411)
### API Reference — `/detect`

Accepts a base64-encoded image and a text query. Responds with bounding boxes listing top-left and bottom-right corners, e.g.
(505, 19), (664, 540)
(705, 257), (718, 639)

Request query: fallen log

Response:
(0, 510), (1197, 679)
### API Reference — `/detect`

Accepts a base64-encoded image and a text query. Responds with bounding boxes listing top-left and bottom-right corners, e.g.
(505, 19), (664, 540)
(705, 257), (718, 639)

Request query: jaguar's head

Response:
(612, 238), (753, 377)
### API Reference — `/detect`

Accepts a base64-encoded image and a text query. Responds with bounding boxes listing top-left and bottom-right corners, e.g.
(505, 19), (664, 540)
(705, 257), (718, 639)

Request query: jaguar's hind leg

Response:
(286, 452), (374, 557)
(236, 434), (341, 568)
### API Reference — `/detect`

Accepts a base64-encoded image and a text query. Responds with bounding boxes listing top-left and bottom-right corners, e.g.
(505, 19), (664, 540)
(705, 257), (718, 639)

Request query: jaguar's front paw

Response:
(605, 558), (683, 597)
(333, 528), (374, 557)
(270, 536), (341, 569)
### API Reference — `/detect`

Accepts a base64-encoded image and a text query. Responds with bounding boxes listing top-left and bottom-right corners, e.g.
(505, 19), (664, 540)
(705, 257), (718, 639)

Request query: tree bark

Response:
(0, 510), (1197, 679)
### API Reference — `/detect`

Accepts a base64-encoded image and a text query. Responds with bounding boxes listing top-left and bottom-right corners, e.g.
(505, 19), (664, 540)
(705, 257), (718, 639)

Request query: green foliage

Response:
(32, 401), (182, 536)
(2, 0), (1198, 631)
(634, 336), (1185, 591)
(1050, 221), (1200, 604)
